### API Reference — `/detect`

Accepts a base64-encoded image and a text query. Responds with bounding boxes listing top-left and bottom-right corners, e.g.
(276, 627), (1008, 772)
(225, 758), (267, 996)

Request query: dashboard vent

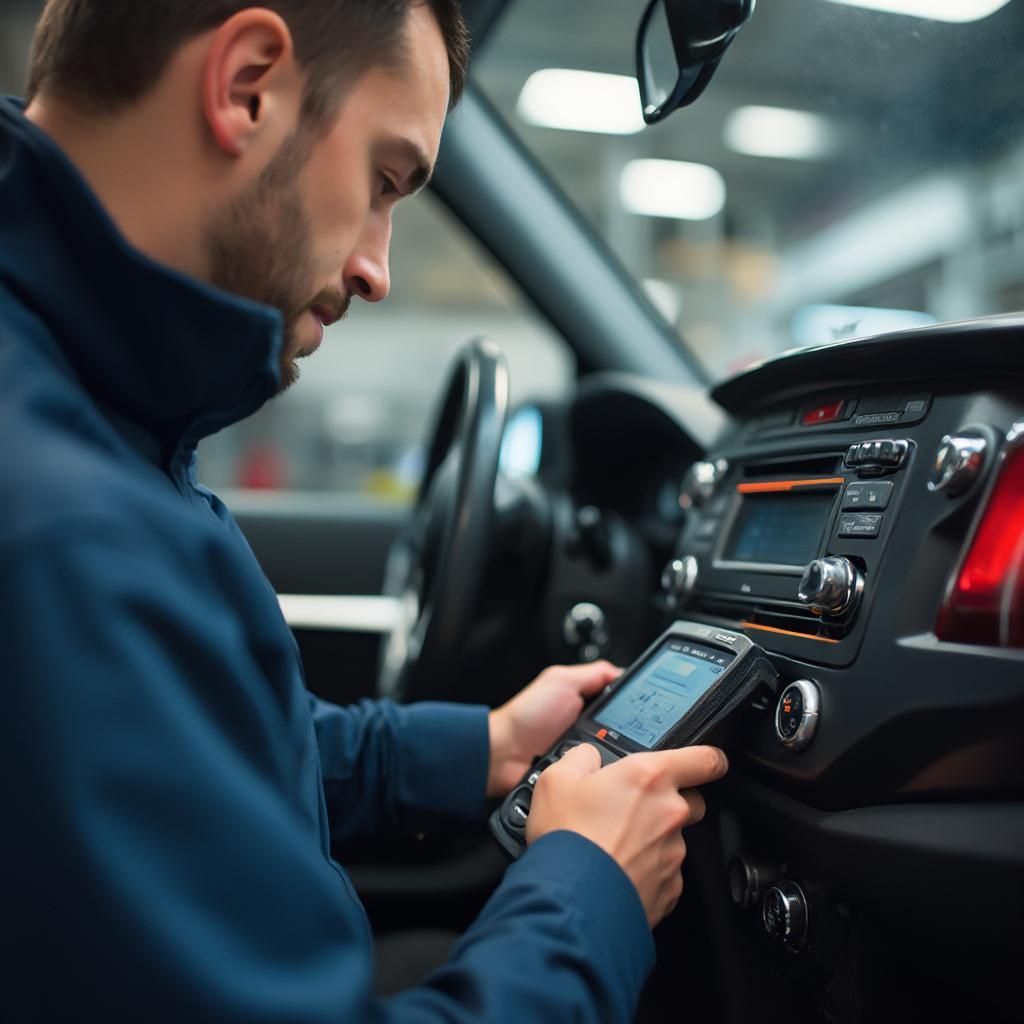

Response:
(693, 594), (847, 643)
(739, 454), (844, 479)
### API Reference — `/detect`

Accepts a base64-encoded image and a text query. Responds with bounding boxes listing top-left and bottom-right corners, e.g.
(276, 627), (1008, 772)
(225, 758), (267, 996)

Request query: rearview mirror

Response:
(636, 0), (756, 125)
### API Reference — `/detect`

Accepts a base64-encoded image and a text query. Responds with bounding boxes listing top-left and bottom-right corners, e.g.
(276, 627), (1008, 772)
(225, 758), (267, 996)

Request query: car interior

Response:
(3, 0), (1022, 1021)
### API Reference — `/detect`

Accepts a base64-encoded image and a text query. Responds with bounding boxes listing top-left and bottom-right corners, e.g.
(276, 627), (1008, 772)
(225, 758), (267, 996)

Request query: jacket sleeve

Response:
(308, 694), (490, 842)
(1, 524), (653, 1023)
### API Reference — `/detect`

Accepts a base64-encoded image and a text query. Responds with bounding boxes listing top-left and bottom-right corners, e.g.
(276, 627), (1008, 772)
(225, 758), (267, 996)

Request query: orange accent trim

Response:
(740, 621), (841, 644)
(737, 477), (844, 494)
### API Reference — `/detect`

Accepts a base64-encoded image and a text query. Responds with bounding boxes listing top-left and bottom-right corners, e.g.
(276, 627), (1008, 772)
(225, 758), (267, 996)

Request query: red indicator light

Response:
(802, 401), (844, 426)
(937, 423), (1024, 646)
(596, 728), (608, 740)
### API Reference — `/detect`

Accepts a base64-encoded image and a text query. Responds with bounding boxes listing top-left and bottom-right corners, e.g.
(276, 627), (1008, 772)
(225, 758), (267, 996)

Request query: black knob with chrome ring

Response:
(797, 555), (862, 616)
(762, 881), (809, 950)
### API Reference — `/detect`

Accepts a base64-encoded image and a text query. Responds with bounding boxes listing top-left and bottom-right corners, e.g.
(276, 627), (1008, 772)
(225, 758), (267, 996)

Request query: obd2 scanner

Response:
(490, 620), (778, 859)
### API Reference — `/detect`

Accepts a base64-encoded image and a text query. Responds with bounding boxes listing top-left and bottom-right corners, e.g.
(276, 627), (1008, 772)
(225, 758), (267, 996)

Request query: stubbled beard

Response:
(204, 131), (315, 392)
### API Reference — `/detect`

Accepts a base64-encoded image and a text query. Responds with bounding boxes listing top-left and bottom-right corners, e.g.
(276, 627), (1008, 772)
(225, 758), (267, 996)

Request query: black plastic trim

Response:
(712, 314), (1024, 414)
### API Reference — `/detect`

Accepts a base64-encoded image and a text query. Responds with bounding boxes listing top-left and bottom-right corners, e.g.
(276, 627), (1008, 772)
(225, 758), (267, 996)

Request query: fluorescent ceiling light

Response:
(824, 0), (1011, 22)
(620, 160), (726, 221)
(517, 69), (645, 135)
(724, 106), (836, 160)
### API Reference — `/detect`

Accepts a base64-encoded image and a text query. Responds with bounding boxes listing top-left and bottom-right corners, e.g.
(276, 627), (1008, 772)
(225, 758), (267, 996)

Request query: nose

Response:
(343, 218), (391, 303)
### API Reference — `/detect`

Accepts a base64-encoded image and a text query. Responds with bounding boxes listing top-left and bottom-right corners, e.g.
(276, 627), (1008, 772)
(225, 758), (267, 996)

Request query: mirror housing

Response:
(636, 0), (755, 125)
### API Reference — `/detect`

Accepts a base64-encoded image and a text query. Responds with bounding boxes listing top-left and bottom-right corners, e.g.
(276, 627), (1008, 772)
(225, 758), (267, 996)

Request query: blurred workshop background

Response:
(3, 0), (1023, 498)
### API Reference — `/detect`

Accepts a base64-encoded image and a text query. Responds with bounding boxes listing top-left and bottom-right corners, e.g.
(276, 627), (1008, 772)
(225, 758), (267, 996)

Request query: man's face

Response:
(204, 4), (450, 390)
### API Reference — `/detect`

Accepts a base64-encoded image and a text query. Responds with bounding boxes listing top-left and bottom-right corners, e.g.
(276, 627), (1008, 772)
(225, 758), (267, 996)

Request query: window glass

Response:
(476, 0), (1024, 380)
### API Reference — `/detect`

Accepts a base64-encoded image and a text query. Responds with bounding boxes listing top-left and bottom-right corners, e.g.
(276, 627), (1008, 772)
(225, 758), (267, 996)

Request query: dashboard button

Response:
(848, 439), (909, 472)
(775, 680), (820, 752)
(502, 787), (533, 832)
(837, 512), (883, 538)
(842, 481), (892, 510)
(801, 400), (845, 426)
(776, 686), (804, 740)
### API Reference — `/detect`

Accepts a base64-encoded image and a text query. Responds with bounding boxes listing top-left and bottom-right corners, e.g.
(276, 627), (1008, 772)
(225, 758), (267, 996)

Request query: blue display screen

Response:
(723, 491), (835, 567)
(594, 641), (734, 750)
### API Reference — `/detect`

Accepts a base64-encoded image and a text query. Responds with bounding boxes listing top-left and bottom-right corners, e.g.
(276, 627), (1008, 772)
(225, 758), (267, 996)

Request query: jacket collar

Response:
(0, 97), (283, 450)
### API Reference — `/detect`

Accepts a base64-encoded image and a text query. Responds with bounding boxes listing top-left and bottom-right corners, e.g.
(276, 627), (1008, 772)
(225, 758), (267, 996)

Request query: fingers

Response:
(559, 660), (621, 697)
(648, 745), (729, 790)
(679, 787), (707, 827)
(548, 741), (602, 778)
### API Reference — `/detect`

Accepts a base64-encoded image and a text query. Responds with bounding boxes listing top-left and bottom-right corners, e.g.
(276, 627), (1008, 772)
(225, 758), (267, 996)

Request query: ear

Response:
(201, 9), (299, 158)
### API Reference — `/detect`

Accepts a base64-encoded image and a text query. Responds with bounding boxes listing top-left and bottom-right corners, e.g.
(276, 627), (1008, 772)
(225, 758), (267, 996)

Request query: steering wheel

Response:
(378, 338), (509, 703)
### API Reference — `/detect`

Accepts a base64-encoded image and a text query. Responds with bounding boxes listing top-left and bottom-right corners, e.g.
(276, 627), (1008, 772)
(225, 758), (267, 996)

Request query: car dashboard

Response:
(565, 315), (1024, 1023)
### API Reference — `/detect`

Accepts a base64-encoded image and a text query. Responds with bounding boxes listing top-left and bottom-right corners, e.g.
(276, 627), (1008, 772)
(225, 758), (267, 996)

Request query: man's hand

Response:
(486, 662), (620, 798)
(526, 743), (728, 928)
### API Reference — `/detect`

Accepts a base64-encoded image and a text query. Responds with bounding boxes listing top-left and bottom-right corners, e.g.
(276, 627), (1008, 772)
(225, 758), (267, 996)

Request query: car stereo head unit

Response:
(715, 478), (844, 575)
(670, 445), (913, 651)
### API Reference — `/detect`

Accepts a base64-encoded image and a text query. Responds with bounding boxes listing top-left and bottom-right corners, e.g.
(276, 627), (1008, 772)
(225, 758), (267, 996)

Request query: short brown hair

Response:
(26, 0), (468, 124)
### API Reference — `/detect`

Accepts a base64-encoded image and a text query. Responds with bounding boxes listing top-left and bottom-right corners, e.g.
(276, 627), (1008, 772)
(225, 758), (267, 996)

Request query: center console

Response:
(666, 415), (922, 666)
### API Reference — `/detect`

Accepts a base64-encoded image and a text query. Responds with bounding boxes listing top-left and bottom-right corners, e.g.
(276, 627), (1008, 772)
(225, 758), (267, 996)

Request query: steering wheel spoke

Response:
(377, 339), (510, 702)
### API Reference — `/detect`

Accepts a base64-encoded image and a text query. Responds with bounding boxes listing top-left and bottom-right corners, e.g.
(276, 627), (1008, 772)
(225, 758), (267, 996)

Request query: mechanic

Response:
(0, 2), (728, 1020)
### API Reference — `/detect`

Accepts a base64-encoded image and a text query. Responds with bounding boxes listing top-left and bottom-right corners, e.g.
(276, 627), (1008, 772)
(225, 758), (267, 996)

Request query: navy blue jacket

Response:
(0, 99), (653, 1021)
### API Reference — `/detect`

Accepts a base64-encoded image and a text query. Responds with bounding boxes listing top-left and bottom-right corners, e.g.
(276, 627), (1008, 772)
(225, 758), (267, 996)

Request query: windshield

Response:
(476, 0), (1024, 381)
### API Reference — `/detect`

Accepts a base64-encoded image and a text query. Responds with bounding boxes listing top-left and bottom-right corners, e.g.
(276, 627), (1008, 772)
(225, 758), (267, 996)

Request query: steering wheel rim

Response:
(378, 338), (509, 702)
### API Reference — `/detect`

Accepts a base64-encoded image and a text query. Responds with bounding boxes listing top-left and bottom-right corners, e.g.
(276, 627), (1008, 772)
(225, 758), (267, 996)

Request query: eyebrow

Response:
(382, 136), (433, 197)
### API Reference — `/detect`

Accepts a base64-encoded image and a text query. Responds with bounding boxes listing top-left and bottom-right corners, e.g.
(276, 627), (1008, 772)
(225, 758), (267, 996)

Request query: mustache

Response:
(305, 287), (351, 326)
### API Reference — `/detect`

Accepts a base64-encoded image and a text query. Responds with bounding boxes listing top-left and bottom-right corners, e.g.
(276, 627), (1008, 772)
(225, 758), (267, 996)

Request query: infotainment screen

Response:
(722, 491), (835, 568)
(593, 640), (736, 750)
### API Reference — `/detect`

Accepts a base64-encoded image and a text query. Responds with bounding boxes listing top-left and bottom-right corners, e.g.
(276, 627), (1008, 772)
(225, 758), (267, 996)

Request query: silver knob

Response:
(775, 680), (820, 752)
(681, 459), (729, 508)
(661, 555), (698, 602)
(928, 433), (988, 497)
(562, 603), (608, 660)
(797, 556), (861, 616)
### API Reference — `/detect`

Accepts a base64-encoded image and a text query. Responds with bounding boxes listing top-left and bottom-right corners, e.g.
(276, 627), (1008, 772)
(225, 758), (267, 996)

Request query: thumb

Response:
(551, 742), (602, 779)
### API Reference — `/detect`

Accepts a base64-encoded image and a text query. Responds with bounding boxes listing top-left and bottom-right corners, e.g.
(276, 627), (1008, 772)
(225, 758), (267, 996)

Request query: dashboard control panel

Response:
(671, 441), (915, 661)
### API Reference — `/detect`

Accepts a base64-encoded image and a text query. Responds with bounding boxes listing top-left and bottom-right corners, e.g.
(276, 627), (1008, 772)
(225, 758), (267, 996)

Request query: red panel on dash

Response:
(802, 401), (844, 426)
(937, 432), (1024, 647)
